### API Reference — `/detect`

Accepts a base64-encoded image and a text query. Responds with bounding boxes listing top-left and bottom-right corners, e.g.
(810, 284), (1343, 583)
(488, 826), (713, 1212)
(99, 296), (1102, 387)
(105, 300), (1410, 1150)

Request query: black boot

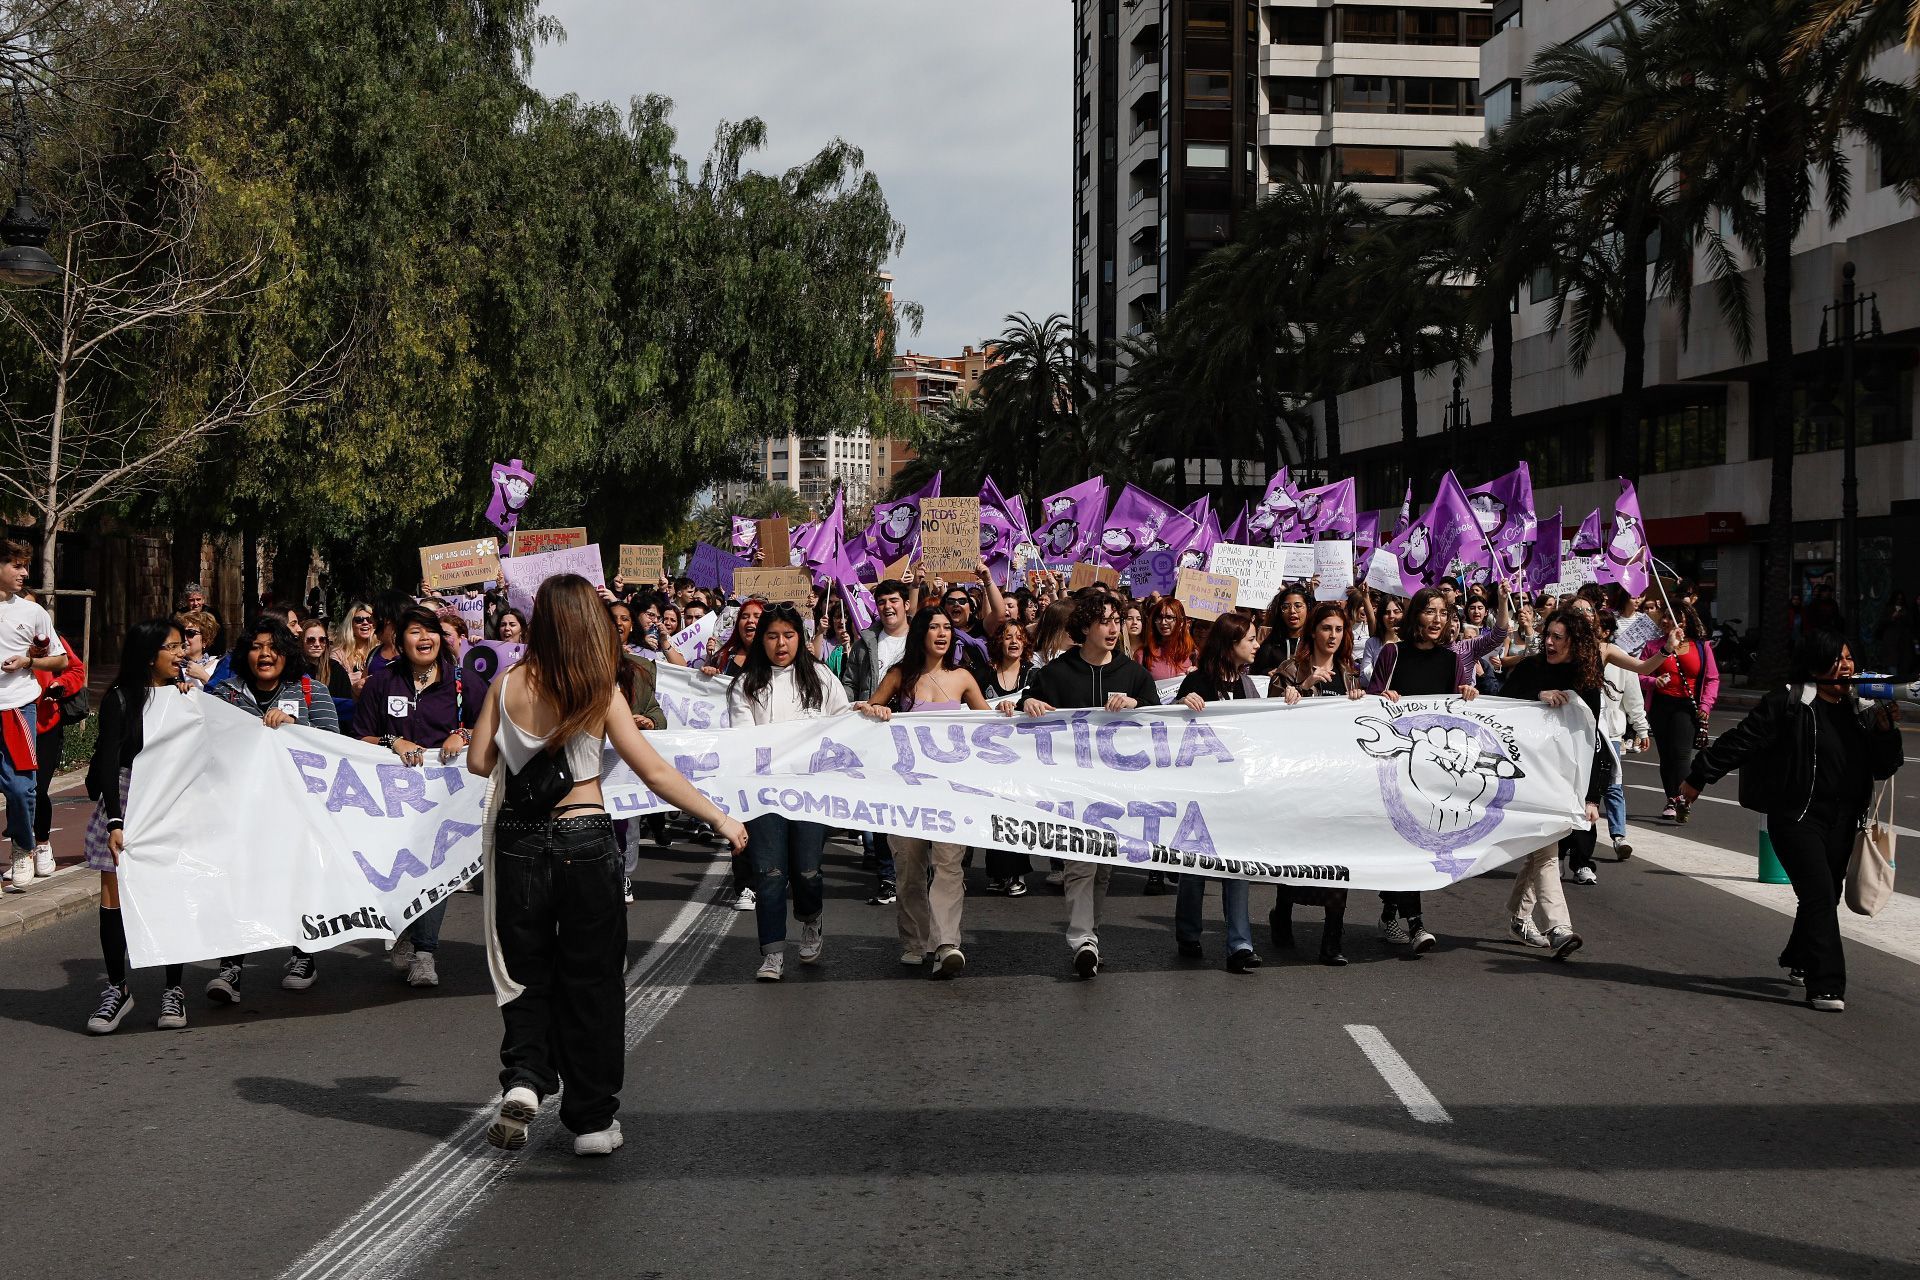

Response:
(1143, 871), (1168, 896)
(1270, 887), (1295, 950)
(1319, 908), (1347, 967)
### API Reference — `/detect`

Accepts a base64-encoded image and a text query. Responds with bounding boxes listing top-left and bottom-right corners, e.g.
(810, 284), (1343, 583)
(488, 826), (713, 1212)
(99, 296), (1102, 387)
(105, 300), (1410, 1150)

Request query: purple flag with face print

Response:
(1368, 472), (1484, 596)
(1354, 511), (1381, 564)
(730, 517), (758, 558)
(1465, 464), (1535, 550)
(979, 476), (1032, 580)
(1297, 477), (1358, 539)
(1572, 508), (1604, 557)
(1096, 483), (1198, 572)
(485, 458), (537, 539)
(1033, 477), (1109, 564)
(1246, 467), (1298, 545)
(857, 472), (942, 567)
(1526, 507), (1563, 594)
(1172, 502), (1224, 572)
(1596, 478), (1650, 595)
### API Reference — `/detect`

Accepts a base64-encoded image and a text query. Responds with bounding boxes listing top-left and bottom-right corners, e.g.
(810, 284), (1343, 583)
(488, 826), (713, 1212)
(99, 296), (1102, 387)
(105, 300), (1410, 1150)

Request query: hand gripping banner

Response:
(118, 689), (1594, 966)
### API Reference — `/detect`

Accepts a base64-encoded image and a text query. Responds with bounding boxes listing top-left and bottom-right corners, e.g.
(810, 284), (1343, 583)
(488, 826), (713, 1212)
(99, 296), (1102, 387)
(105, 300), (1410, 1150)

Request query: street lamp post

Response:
(0, 83), (58, 288)
(1818, 260), (1883, 646)
(1442, 369), (1470, 483)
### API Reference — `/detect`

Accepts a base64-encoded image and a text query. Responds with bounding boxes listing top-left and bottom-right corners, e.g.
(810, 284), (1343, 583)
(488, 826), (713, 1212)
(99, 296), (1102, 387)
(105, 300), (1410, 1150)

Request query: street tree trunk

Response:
(1490, 310), (1513, 431)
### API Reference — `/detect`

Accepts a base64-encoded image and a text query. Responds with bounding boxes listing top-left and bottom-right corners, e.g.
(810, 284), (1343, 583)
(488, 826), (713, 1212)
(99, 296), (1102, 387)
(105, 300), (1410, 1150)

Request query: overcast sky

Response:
(529, 1), (1071, 358)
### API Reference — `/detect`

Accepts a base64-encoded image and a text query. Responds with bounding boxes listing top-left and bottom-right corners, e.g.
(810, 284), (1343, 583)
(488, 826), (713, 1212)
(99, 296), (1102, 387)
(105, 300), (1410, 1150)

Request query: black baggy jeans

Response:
(1769, 808), (1858, 999)
(494, 810), (628, 1136)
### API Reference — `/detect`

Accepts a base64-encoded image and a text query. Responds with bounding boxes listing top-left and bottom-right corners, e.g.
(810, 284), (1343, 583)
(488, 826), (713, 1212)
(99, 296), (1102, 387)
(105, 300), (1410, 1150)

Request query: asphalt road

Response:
(6, 796), (1920, 1280)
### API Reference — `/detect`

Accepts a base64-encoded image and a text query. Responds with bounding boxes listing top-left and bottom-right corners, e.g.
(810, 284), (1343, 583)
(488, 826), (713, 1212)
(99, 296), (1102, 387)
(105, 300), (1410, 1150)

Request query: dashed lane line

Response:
(1345, 1025), (1452, 1124)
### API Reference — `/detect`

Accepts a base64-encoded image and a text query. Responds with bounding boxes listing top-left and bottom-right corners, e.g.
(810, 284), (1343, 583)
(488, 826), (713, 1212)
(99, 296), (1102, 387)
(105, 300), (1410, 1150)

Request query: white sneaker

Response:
(755, 952), (784, 982)
(406, 951), (439, 988)
(1809, 994), (1845, 1013)
(389, 938), (417, 973)
(1507, 915), (1550, 948)
(900, 950), (926, 967)
(1073, 943), (1100, 979)
(797, 919), (824, 964)
(10, 849), (33, 889)
(733, 886), (757, 911)
(1548, 926), (1583, 960)
(622, 879), (635, 904)
(1573, 865), (1598, 886)
(486, 1086), (540, 1150)
(933, 945), (966, 979)
(33, 843), (53, 878)
(573, 1120), (623, 1157)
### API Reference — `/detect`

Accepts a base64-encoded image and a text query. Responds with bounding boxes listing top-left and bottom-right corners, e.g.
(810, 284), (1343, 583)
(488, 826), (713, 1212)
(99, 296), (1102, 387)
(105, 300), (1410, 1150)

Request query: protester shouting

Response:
(1252, 585), (1311, 676)
(1683, 632), (1904, 1013)
(352, 604), (475, 988)
(469, 573), (746, 1157)
(83, 620), (190, 1033)
(1022, 592), (1161, 978)
(730, 602), (858, 982)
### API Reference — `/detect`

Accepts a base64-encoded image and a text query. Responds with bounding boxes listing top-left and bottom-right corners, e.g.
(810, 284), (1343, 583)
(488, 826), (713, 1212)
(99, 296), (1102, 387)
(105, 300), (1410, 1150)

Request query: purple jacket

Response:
(1367, 625), (1508, 696)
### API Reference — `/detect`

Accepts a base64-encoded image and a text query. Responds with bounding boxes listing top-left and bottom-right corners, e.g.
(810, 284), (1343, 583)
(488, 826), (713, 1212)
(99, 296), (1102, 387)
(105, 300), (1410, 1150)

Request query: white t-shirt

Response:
(744, 664), (852, 725)
(0, 595), (64, 712)
(873, 630), (908, 686)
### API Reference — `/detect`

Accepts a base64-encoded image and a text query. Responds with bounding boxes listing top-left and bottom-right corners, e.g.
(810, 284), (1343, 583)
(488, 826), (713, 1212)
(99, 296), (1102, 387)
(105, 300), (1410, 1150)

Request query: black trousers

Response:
(33, 721), (61, 845)
(1769, 809), (1857, 998)
(1379, 891), (1421, 922)
(1560, 822), (1598, 873)
(494, 812), (627, 1136)
(1648, 693), (1697, 800)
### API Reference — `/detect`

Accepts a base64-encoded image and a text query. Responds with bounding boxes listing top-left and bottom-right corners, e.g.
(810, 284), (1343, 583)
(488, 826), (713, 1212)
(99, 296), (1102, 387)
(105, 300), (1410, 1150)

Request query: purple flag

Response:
(1597, 478), (1651, 595)
(730, 516), (758, 558)
(1370, 472), (1483, 596)
(1222, 502), (1251, 544)
(688, 541), (748, 593)
(979, 477), (1032, 580)
(486, 458), (537, 539)
(1097, 483), (1198, 572)
(1395, 481), (1414, 537)
(1246, 467), (1298, 544)
(1354, 511), (1381, 564)
(1033, 477), (1109, 564)
(1465, 464), (1536, 549)
(1572, 509), (1605, 557)
(794, 492), (846, 571)
(1172, 500), (1222, 571)
(1526, 507), (1563, 594)
(858, 472), (942, 567)
(1298, 477), (1358, 539)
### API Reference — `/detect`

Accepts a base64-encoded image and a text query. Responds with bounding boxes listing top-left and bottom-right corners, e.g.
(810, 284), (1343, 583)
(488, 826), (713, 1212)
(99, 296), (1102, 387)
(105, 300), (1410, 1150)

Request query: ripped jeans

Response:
(747, 814), (826, 955)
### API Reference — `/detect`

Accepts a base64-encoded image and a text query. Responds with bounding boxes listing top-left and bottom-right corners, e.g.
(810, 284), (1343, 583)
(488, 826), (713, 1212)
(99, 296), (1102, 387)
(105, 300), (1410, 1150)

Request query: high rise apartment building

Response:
(1071, 0), (1490, 381)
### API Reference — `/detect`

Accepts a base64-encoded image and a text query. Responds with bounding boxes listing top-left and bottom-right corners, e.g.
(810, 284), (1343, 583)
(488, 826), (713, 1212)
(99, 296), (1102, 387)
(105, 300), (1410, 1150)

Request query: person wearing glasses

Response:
(338, 601), (376, 693)
(300, 619), (354, 699)
(173, 609), (222, 690)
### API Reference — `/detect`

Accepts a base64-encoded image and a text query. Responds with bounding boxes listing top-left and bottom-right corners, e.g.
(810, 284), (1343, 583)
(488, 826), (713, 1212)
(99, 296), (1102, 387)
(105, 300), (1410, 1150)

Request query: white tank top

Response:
(493, 668), (605, 782)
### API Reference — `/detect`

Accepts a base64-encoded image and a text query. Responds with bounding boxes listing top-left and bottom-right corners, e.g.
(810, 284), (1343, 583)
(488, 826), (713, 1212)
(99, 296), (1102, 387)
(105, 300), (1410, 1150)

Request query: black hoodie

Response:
(1026, 647), (1161, 711)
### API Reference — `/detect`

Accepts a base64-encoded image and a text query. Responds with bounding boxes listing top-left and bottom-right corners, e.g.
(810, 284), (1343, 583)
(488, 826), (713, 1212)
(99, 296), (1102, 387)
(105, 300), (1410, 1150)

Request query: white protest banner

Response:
(499, 543), (606, 618)
(1278, 543), (1317, 581)
(651, 661), (735, 730)
(121, 690), (1593, 966)
(1207, 543), (1287, 608)
(1314, 540), (1354, 601)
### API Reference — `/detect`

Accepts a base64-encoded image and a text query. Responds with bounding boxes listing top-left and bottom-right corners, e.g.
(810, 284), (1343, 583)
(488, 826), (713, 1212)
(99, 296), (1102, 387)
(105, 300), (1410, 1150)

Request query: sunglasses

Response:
(182, 628), (201, 638)
(352, 615), (373, 624)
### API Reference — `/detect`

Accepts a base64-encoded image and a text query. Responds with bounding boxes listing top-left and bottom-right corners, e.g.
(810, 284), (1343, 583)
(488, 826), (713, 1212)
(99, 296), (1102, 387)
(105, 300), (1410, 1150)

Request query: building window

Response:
(1187, 1), (1229, 36)
(1272, 77), (1324, 114)
(1336, 75), (1395, 112)
(1338, 8), (1400, 43)
(1186, 142), (1231, 169)
(1632, 395), (1729, 473)
(1759, 361), (1917, 456)
(1185, 209), (1232, 240)
(1464, 11), (1494, 43)
(1484, 80), (1520, 132)
(1404, 10), (1459, 43)
(1272, 8), (1325, 43)
(1186, 69), (1231, 106)
(1334, 146), (1400, 180)
(1268, 145), (1328, 183)
(1402, 78), (1479, 115)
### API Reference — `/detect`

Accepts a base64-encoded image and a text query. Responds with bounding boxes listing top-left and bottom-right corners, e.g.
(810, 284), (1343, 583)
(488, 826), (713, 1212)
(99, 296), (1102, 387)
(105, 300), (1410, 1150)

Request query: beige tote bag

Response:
(1845, 783), (1897, 917)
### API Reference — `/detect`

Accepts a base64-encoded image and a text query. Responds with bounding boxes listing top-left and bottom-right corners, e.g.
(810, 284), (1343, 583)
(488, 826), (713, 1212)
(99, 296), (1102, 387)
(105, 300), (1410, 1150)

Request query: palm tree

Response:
(1621, 0), (1910, 678)
(1349, 211), (1471, 471)
(959, 311), (1087, 498)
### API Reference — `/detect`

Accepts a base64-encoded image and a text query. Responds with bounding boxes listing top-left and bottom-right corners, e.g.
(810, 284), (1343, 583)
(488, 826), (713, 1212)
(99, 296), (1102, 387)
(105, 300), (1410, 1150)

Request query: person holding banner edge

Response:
(1171, 614), (1263, 972)
(469, 574), (746, 1155)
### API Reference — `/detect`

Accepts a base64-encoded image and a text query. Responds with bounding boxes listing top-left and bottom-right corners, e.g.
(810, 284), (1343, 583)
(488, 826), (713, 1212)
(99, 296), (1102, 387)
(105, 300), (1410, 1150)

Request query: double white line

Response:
(280, 857), (734, 1280)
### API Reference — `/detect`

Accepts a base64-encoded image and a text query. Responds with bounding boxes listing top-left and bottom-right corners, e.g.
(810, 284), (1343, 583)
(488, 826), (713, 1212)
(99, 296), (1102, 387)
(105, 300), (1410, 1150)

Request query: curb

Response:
(0, 867), (100, 942)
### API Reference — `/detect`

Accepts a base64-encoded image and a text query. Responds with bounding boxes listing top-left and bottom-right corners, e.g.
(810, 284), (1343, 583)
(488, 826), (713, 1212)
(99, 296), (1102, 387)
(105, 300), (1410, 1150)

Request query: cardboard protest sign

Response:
(510, 527), (587, 558)
(1068, 563), (1120, 591)
(1176, 568), (1239, 621)
(499, 544), (605, 618)
(688, 541), (747, 593)
(883, 555), (912, 582)
(418, 537), (501, 591)
(618, 544), (664, 584)
(919, 497), (981, 576)
(756, 518), (792, 568)
(1313, 539), (1355, 601)
(734, 568), (812, 604)
(453, 593), (486, 640)
(1207, 543), (1288, 608)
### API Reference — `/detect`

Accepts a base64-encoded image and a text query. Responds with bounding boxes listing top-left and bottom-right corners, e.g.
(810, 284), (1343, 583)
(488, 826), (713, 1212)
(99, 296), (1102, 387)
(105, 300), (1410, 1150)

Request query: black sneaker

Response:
(1226, 948), (1258, 974)
(205, 962), (243, 1005)
(156, 985), (187, 1030)
(86, 983), (133, 1034)
(867, 880), (897, 906)
(1786, 968), (1806, 986)
(1005, 877), (1029, 898)
(1073, 944), (1100, 978)
(1141, 872), (1168, 896)
(985, 878), (1006, 896)
(281, 955), (318, 990)
(1176, 939), (1203, 960)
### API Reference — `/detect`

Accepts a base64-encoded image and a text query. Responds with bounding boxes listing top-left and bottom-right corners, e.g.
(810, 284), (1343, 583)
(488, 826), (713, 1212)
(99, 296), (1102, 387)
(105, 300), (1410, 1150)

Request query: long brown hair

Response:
(1543, 606), (1604, 691)
(1143, 596), (1194, 669)
(1195, 613), (1253, 688)
(1276, 602), (1355, 687)
(521, 574), (619, 743)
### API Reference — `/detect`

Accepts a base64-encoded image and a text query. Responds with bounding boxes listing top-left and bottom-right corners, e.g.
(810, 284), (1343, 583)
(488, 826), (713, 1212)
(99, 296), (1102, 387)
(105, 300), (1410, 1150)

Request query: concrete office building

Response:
(1327, 0), (1919, 643)
(1072, 0), (1490, 380)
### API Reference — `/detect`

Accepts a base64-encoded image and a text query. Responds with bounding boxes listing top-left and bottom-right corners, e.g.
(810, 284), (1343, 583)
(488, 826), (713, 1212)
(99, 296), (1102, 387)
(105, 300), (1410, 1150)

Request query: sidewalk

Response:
(0, 768), (101, 941)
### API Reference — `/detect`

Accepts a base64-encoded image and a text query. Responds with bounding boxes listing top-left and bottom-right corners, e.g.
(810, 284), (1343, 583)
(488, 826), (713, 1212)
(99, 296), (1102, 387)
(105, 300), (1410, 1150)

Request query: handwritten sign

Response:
(453, 593), (486, 641)
(734, 567), (812, 604)
(500, 544), (606, 618)
(511, 527), (587, 558)
(1207, 543), (1288, 608)
(1176, 569), (1239, 621)
(756, 518), (792, 568)
(418, 537), (501, 591)
(1277, 542), (1317, 581)
(618, 544), (664, 584)
(1127, 548), (1182, 598)
(1068, 562), (1120, 591)
(919, 497), (980, 576)
(1612, 610), (1663, 656)
(1313, 539), (1355, 601)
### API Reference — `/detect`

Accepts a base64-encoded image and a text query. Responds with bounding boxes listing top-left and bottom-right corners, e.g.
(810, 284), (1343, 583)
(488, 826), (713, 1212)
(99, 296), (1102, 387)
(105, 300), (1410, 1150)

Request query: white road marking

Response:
(1626, 827), (1920, 967)
(1345, 1025), (1452, 1124)
(279, 855), (733, 1280)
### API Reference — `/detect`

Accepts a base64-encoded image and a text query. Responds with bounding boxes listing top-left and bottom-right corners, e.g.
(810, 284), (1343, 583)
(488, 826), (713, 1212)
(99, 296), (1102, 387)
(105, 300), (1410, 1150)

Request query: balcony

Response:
(1130, 48), (1160, 78)
(1128, 186), (1158, 210)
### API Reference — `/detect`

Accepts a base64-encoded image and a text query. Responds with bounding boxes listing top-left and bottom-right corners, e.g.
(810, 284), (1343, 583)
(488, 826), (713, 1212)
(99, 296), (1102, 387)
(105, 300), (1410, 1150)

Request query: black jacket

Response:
(1689, 684), (1902, 819)
(1026, 649), (1161, 711)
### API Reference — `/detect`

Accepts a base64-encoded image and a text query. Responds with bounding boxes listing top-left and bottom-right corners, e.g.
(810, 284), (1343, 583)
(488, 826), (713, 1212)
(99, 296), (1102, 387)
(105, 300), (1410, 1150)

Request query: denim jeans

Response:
(1174, 874), (1252, 954)
(863, 829), (895, 881)
(403, 898), (449, 953)
(748, 814), (826, 954)
(0, 711), (37, 851)
(494, 812), (627, 1136)
(1603, 739), (1627, 839)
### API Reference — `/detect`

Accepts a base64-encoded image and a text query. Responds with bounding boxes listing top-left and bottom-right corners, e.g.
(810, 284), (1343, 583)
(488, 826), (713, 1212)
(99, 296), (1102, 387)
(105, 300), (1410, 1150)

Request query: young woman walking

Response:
(1172, 614), (1264, 972)
(469, 575), (744, 1155)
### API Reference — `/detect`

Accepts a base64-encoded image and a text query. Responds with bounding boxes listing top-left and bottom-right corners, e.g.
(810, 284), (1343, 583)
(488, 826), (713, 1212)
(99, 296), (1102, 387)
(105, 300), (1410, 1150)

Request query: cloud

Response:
(530, 1), (1070, 357)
